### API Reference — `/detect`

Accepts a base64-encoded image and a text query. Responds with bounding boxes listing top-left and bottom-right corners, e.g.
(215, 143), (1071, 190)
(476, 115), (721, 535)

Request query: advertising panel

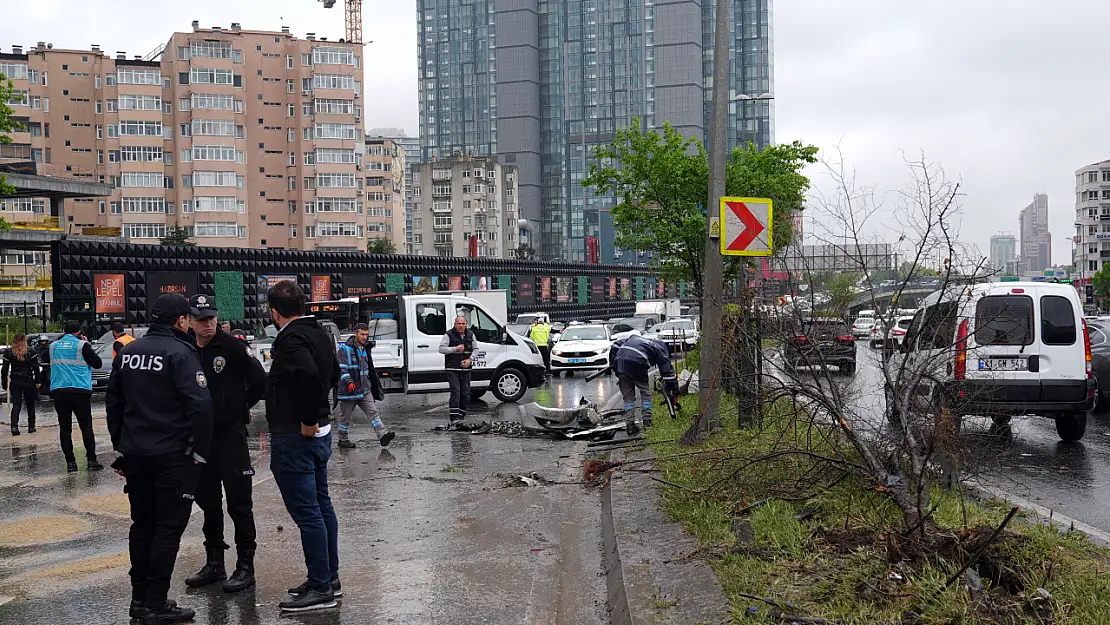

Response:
(146, 272), (199, 316)
(94, 274), (125, 315)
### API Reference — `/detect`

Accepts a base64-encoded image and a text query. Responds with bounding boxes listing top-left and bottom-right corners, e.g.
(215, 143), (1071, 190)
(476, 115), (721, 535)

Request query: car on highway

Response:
(884, 281), (1092, 442)
(1086, 320), (1110, 414)
(850, 316), (876, 338)
(885, 315), (916, 349)
(648, 318), (699, 351)
(550, 324), (613, 375)
(609, 317), (651, 341)
(783, 317), (857, 375)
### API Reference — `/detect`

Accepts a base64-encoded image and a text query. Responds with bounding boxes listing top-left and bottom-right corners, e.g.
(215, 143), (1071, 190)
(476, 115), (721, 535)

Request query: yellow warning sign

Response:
(709, 218), (721, 239)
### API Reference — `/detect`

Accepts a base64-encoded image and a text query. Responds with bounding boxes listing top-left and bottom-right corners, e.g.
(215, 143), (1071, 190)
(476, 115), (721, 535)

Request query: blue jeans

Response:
(270, 432), (339, 591)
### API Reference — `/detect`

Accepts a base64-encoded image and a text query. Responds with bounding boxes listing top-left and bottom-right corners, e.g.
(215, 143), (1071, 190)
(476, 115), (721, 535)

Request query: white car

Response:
(850, 317), (876, 338)
(609, 320), (645, 341)
(551, 324), (614, 374)
(651, 319), (699, 351)
(886, 315), (916, 347)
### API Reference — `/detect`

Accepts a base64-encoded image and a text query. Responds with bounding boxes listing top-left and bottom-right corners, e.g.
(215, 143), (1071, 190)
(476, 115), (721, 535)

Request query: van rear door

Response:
(968, 290), (1039, 402)
(1036, 286), (1086, 403)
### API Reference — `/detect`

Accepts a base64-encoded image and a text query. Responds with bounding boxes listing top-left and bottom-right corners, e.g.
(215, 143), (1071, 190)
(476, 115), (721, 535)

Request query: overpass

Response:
(1, 163), (113, 249)
(848, 286), (938, 315)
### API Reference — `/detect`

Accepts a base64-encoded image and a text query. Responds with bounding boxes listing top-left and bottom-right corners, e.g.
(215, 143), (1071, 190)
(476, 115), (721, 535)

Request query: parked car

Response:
(651, 319), (699, 351)
(885, 282), (1092, 442)
(850, 316), (876, 338)
(783, 317), (857, 375)
(550, 324), (613, 375)
(885, 315), (916, 349)
(609, 317), (652, 341)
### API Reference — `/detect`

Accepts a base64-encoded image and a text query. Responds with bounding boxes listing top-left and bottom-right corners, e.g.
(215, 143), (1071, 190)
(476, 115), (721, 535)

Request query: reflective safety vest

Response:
(50, 334), (92, 392)
(530, 323), (551, 347)
(113, 333), (136, 358)
(337, 343), (370, 400)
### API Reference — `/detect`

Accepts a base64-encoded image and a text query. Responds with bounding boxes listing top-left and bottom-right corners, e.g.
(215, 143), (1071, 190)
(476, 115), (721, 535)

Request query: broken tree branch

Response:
(942, 506), (1020, 589)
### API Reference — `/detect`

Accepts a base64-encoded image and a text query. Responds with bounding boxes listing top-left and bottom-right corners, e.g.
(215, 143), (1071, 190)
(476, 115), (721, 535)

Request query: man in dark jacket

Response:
(264, 280), (342, 613)
(335, 323), (393, 448)
(184, 294), (267, 593)
(608, 333), (677, 434)
(438, 316), (476, 427)
(50, 320), (104, 472)
(106, 293), (214, 625)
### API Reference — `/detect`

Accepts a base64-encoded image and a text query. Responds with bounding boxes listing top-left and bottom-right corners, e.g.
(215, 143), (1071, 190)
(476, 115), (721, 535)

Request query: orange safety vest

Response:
(112, 333), (136, 358)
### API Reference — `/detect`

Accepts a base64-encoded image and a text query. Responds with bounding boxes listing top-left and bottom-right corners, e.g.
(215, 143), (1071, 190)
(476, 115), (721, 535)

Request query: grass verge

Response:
(644, 394), (1110, 624)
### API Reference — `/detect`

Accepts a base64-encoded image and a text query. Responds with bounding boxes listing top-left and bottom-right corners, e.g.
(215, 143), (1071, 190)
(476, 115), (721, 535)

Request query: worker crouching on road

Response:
(608, 333), (677, 435)
(528, 315), (552, 374)
(185, 294), (267, 593)
(106, 293), (214, 625)
(336, 323), (394, 448)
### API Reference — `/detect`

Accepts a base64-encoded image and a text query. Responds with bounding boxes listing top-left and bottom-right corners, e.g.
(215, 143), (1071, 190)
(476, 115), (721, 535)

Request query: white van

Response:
(886, 282), (1093, 442)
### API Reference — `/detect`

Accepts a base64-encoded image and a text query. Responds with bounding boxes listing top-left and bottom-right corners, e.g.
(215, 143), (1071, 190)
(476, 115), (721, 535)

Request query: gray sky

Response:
(3, 0), (1101, 265)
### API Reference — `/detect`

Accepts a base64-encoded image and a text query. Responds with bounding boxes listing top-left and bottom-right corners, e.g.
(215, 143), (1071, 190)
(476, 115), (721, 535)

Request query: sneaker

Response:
(279, 588), (337, 612)
(140, 600), (195, 624)
(379, 431), (395, 447)
(66, 460), (78, 473)
(337, 438), (357, 449)
(87, 460), (104, 471)
(288, 577), (342, 597)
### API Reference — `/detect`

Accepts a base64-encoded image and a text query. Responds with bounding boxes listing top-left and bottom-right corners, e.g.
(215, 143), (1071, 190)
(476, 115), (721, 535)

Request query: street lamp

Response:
(39, 287), (47, 333)
(730, 92), (774, 149)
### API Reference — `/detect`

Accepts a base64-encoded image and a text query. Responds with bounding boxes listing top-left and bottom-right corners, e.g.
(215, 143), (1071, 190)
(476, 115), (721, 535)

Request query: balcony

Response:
(1101, 251), (1110, 258)
(433, 222), (453, 231)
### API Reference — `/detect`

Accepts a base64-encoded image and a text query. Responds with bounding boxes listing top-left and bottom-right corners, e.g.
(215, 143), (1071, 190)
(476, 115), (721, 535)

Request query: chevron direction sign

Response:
(720, 197), (773, 256)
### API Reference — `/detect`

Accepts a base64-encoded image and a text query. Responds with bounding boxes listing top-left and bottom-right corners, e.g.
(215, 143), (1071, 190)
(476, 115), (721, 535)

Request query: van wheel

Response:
(491, 367), (527, 403)
(469, 389), (486, 400)
(1055, 412), (1087, 443)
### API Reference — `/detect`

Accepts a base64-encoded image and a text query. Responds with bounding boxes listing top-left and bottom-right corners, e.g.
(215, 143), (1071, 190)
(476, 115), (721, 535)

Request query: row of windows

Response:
(118, 68), (162, 85)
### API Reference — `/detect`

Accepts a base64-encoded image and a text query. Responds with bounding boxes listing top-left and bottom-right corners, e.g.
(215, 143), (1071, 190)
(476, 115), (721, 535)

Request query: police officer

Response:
(184, 294), (267, 593)
(528, 315), (553, 373)
(50, 320), (104, 473)
(106, 293), (213, 625)
(608, 333), (677, 434)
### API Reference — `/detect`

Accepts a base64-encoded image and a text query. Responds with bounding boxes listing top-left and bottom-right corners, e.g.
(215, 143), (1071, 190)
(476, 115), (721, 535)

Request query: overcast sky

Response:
(3, 0), (1102, 265)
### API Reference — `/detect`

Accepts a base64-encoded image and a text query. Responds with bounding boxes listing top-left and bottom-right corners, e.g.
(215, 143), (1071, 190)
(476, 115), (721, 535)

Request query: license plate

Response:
(569, 358), (587, 364)
(979, 358), (1028, 371)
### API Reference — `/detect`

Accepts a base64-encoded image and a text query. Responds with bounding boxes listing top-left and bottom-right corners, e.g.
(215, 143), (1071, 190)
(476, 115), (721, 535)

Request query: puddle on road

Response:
(30, 552), (129, 580)
(74, 494), (129, 519)
(0, 515), (91, 547)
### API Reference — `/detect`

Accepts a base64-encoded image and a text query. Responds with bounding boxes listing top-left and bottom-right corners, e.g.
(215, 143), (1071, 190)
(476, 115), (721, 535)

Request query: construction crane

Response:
(320, 0), (363, 44)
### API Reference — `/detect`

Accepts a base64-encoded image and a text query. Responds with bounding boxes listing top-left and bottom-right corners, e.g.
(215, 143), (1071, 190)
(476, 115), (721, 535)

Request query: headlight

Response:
(553, 349), (563, 356)
(594, 348), (608, 355)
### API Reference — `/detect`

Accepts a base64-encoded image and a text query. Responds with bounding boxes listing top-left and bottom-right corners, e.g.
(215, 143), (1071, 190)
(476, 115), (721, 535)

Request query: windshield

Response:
(897, 318), (914, 329)
(803, 320), (849, 339)
(559, 327), (608, 341)
(615, 317), (649, 331)
(853, 318), (874, 326)
(662, 320), (695, 331)
(516, 314), (539, 325)
(508, 323), (530, 335)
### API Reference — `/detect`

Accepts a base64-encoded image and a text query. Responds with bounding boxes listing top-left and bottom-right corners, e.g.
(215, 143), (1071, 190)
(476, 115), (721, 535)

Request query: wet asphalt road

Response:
(777, 345), (1110, 533)
(0, 375), (623, 625)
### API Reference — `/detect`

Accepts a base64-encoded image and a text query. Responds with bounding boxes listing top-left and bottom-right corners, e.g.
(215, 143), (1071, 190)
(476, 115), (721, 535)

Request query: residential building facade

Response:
(1074, 162), (1110, 297)
(0, 22), (369, 251)
(1019, 193), (1051, 274)
(362, 136), (407, 252)
(368, 128), (419, 253)
(411, 156), (518, 258)
(989, 233), (1018, 275)
(416, 0), (774, 262)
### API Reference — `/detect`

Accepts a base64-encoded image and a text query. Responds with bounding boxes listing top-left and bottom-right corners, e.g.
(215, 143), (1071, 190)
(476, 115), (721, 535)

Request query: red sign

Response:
(724, 200), (765, 252)
(448, 276), (462, 290)
(311, 275), (331, 302)
(541, 277), (552, 300)
(657, 280), (665, 297)
(94, 274), (125, 314)
(608, 278), (616, 297)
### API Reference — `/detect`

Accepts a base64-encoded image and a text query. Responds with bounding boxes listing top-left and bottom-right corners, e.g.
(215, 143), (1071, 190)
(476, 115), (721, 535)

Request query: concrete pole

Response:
(687, 0), (732, 442)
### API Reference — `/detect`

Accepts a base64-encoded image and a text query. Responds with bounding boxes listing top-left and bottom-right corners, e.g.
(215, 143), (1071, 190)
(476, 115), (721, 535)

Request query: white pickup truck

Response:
(301, 291), (546, 402)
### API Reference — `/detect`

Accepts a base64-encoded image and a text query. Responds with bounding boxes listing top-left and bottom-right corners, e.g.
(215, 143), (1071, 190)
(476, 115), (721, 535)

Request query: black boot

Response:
(185, 546), (226, 588)
(140, 600), (195, 624)
(221, 551), (255, 593)
(10, 426), (18, 436)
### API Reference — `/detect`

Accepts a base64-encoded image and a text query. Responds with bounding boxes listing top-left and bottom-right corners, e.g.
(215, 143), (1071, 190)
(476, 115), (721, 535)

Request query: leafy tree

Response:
(0, 76), (21, 231)
(583, 120), (817, 295)
(366, 237), (396, 254)
(1093, 267), (1110, 304)
(825, 272), (860, 316)
(159, 226), (195, 246)
(513, 243), (536, 260)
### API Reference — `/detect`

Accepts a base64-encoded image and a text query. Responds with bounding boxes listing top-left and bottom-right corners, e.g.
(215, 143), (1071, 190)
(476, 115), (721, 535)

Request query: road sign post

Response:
(720, 197), (773, 257)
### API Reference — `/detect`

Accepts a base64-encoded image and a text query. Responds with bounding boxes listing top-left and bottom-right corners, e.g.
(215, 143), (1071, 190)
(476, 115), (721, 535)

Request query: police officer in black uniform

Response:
(184, 294), (267, 593)
(107, 293), (213, 625)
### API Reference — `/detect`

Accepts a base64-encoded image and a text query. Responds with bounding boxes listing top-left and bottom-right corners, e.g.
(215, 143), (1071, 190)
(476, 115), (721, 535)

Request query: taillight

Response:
(893, 329), (906, 336)
(1083, 319), (1093, 380)
(837, 335), (855, 342)
(794, 335), (808, 342)
(954, 319), (969, 381)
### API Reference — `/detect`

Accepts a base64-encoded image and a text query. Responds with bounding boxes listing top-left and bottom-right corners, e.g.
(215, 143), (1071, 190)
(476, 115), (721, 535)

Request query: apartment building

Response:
(367, 128), (419, 253)
(411, 156), (518, 258)
(363, 136), (406, 252)
(0, 22), (369, 251)
(1073, 161), (1110, 298)
(1019, 193), (1051, 274)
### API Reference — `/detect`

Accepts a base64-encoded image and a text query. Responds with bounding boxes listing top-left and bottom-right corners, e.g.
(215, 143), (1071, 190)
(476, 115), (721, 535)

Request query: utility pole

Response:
(685, 0), (732, 444)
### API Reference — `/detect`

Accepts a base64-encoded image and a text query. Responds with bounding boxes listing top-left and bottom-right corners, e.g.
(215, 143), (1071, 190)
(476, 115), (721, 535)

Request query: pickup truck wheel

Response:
(491, 367), (527, 403)
(1055, 412), (1087, 443)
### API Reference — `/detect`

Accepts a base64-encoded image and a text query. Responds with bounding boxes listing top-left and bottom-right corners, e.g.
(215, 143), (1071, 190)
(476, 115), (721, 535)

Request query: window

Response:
(120, 172), (166, 188)
(194, 197), (246, 212)
(317, 222), (359, 237)
(313, 46), (355, 65)
(315, 148), (357, 163)
(193, 222), (243, 238)
(192, 145), (243, 162)
(316, 198), (358, 212)
(1041, 296), (1077, 345)
(96, 124), (103, 139)
(190, 68), (234, 85)
(456, 304), (500, 343)
(118, 120), (163, 136)
(302, 53), (313, 66)
(314, 123), (357, 139)
(189, 41), (232, 59)
(123, 223), (167, 239)
(95, 100), (103, 114)
(1088, 190), (1099, 201)
(5, 90), (28, 106)
(191, 119), (238, 136)
(117, 68), (161, 85)
(0, 62), (28, 80)
(975, 295), (1033, 346)
(304, 152), (316, 165)
(303, 127), (314, 141)
(288, 176), (296, 190)
(311, 74), (355, 90)
(120, 146), (164, 162)
(0, 198), (45, 213)
(316, 173), (356, 188)
(191, 171), (240, 187)
(118, 95), (162, 110)
(314, 98), (354, 115)
(190, 93), (234, 110)
(415, 303), (446, 336)
(122, 197), (166, 213)
(288, 128), (296, 142)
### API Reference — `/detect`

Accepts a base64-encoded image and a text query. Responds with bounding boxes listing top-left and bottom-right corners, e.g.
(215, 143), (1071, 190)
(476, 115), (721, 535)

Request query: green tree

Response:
(366, 237), (396, 253)
(0, 76), (21, 231)
(513, 243), (536, 260)
(825, 272), (860, 316)
(1093, 268), (1110, 304)
(159, 226), (195, 246)
(582, 120), (817, 295)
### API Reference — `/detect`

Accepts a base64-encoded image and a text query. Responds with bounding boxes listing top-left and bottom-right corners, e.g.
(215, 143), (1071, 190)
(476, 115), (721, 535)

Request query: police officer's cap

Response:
(152, 293), (191, 323)
(188, 294), (218, 319)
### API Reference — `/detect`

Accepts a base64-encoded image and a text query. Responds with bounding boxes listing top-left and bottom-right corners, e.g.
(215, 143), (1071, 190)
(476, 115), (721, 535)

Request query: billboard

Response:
(94, 274), (125, 315)
(517, 277), (535, 306)
(448, 276), (463, 290)
(557, 277), (571, 303)
(413, 276), (439, 294)
(311, 275), (332, 302)
(258, 274), (297, 316)
(344, 274), (376, 296)
(590, 277), (604, 303)
(541, 277), (552, 301)
(146, 272), (199, 316)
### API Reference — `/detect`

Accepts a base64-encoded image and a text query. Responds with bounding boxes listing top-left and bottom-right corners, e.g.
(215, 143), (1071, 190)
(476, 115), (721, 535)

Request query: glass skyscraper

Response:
(417, 0), (773, 261)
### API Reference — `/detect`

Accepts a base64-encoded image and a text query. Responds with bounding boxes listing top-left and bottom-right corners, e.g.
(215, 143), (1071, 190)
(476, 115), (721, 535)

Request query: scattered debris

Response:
(583, 458), (621, 482)
(501, 472), (551, 488)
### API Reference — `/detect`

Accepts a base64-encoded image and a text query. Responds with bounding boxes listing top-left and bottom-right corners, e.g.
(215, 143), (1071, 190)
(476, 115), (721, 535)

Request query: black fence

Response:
(52, 241), (696, 332)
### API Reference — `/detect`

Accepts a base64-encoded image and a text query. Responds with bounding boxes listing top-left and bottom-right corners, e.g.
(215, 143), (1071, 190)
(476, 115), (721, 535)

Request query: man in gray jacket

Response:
(438, 316), (475, 427)
(336, 323), (393, 448)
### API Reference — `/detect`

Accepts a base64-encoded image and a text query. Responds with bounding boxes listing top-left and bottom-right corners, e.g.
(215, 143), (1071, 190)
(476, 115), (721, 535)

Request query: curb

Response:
(967, 480), (1110, 547)
(601, 465), (633, 625)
